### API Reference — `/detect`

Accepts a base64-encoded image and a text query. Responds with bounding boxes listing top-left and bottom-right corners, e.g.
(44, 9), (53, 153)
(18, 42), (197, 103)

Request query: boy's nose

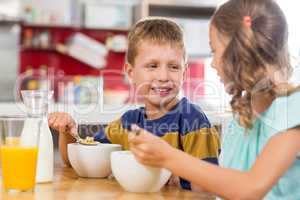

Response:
(157, 67), (169, 82)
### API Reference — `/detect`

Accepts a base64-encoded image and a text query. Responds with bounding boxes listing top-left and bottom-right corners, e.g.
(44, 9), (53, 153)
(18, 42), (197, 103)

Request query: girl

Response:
(129, 0), (300, 199)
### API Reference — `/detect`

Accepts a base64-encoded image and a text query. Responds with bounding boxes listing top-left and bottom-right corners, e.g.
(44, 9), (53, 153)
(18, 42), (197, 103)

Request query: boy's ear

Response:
(124, 63), (134, 84)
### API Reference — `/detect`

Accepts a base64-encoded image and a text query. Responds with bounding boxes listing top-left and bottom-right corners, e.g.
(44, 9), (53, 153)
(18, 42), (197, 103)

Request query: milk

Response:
(20, 90), (54, 183)
(21, 117), (54, 183)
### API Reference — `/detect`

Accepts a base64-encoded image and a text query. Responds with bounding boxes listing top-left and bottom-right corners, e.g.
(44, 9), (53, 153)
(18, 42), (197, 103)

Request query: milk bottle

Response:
(20, 90), (54, 183)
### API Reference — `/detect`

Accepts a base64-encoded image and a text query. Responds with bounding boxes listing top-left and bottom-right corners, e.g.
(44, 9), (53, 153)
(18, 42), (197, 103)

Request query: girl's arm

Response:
(130, 128), (300, 200)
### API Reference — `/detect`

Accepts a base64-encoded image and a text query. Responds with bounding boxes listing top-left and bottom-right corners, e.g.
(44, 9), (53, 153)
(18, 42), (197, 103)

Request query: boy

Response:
(49, 17), (220, 191)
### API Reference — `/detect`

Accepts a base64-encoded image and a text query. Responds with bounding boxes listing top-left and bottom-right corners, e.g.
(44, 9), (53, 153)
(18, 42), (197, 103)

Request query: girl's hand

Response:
(128, 124), (177, 168)
(48, 112), (77, 137)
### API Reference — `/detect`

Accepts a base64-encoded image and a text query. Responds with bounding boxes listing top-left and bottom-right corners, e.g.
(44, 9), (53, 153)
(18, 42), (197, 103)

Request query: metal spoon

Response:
(72, 134), (100, 146)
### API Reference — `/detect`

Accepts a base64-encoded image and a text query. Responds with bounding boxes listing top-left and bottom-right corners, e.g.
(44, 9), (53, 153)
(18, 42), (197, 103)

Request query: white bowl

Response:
(111, 151), (171, 193)
(68, 143), (121, 178)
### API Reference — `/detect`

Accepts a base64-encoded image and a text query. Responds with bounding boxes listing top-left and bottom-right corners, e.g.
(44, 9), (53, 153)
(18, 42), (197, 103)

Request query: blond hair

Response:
(126, 17), (187, 65)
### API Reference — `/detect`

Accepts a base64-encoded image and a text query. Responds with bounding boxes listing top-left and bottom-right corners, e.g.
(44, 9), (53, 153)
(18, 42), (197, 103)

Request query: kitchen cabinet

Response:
(135, 0), (218, 19)
(0, 21), (20, 102)
(134, 0), (220, 57)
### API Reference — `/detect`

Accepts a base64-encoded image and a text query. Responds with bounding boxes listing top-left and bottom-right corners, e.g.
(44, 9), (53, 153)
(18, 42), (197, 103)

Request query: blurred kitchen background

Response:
(0, 0), (299, 134)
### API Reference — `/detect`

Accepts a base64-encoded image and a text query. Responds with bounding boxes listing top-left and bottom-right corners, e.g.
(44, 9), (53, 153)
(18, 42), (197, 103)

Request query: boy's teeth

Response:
(155, 88), (169, 92)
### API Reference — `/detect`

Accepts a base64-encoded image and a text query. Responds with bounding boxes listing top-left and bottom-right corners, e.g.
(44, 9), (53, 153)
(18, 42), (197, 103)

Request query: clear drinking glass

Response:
(21, 90), (53, 118)
(0, 115), (40, 192)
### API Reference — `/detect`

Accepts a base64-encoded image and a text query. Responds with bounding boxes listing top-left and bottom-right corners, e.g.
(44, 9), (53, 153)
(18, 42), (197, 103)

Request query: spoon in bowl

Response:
(72, 134), (100, 146)
(66, 124), (100, 146)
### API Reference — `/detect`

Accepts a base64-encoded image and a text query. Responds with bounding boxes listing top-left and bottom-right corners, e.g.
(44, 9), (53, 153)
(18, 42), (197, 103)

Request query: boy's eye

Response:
(146, 64), (157, 69)
(168, 64), (180, 71)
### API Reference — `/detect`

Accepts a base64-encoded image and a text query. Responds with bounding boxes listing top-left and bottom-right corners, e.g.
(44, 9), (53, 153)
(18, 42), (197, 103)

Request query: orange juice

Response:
(0, 146), (38, 191)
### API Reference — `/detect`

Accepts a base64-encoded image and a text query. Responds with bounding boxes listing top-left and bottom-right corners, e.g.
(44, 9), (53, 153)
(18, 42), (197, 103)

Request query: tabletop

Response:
(0, 164), (215, 200)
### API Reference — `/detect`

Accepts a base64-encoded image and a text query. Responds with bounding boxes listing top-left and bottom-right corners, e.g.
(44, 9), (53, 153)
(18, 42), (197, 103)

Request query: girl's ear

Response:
(124, 63), (134, 84)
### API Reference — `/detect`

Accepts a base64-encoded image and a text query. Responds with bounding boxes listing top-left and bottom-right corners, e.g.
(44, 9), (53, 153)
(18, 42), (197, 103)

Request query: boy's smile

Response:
(126, 39), (186, 111)
(151, 85), (173, 97)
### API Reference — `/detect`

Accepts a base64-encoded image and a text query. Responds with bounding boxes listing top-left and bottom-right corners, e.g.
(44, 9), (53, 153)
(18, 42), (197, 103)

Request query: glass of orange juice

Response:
(0, 115), (40, 192)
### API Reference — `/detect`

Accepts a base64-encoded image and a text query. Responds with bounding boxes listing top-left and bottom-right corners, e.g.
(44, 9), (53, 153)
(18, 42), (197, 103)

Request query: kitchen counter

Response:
(0, 164), (215, 200)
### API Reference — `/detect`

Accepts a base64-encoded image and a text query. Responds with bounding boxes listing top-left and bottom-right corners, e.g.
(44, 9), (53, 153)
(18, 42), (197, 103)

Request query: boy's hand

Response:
(167, 175), (180, 187)
(48, 112), (77, 136)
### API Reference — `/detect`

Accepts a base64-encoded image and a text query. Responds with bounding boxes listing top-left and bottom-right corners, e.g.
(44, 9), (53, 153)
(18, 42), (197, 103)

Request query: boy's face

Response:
(126, 40), (186, 107)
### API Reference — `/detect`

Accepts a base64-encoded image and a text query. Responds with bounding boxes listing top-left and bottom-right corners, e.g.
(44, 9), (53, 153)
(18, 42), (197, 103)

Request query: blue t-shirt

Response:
(95, 97), (220, 190)
(221, 91), (300, 199)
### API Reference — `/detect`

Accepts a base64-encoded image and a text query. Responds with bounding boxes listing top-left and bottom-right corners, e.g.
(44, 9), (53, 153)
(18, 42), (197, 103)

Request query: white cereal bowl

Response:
(111, 151), (171, 193)
(68, 143), (121, 178)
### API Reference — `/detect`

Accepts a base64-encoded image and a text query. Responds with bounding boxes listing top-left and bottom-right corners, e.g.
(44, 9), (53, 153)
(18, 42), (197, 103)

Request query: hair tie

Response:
(243, 16), (252, 28)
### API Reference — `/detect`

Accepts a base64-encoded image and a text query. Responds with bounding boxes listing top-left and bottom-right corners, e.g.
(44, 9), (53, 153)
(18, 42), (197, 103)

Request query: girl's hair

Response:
(211, 0), (295, 129)
(126, 17), (187, 66)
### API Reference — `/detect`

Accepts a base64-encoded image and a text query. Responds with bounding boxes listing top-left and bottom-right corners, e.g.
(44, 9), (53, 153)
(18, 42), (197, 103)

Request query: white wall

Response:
(277, 0), (300, 57)
(0, 0), (21, 19)
(277, 0), (300, 83)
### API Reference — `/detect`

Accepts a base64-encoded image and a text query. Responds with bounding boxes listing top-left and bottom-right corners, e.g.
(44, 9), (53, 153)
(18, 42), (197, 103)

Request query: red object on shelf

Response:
(183, 59), (205, 100)
(19, 24), (128, 76)
(19, 24), (128, 100)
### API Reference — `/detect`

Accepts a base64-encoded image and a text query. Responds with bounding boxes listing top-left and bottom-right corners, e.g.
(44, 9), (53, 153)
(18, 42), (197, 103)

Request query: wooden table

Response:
(0, 165), (215, 200)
